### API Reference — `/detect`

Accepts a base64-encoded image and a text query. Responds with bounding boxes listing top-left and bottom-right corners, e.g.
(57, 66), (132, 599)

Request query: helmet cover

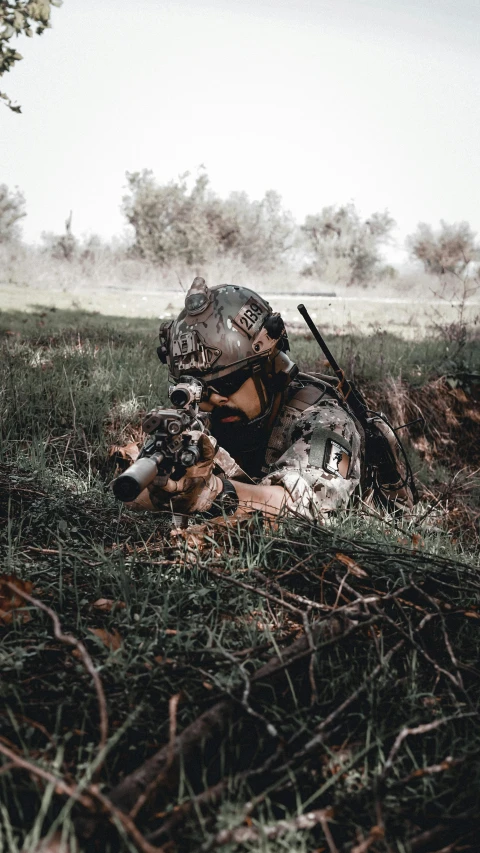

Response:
(158, 277), (289, 385)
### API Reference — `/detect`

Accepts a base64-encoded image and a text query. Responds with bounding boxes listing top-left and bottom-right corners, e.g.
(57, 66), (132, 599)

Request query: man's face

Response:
(199, 376), (264, 432)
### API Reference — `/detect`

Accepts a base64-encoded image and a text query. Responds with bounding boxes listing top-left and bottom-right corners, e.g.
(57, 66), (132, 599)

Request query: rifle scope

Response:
(168, 376), (203, 408)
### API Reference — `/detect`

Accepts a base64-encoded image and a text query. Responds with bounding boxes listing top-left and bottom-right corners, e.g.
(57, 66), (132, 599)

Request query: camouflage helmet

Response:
(158, 278), (294, 394)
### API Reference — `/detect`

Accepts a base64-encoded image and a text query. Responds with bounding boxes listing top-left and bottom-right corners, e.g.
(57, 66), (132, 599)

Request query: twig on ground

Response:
(5, 581), (109, 771)
(381, 715), (477, 782)
(0, 741), (92, 809)
(350, 824), (385, 853)
(210, 806), (335, 846)
(393, 755), (465, 787)
(128, 692), (183, 822)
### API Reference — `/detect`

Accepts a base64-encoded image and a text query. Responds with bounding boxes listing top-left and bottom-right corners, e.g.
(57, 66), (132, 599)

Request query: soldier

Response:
(131, 277), (414, 521)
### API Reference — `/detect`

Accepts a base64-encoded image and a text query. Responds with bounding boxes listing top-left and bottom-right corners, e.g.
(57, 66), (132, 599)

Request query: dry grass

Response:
(2, 248), (480, 340)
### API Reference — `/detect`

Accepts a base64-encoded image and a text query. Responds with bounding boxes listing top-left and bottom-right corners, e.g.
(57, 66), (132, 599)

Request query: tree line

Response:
(1, 173), (479, 285)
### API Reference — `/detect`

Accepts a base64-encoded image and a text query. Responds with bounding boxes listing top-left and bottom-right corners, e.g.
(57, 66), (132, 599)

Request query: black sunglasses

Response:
(206, 368), (252, 398)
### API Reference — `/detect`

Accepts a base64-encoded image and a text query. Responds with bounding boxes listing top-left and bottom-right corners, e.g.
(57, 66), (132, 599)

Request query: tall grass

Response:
(0, 308), (479, 852)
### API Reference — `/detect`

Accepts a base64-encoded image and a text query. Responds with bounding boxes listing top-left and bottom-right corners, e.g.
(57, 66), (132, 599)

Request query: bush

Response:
(0, 183), (25, 243)
(406, 220), (480, 276)
(300, 204), (395, 285)
(122, 168), (296, 271)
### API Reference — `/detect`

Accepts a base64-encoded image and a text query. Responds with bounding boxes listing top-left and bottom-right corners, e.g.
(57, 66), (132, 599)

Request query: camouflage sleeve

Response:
(213, 444), (251, 482)
(261, 401), (363, 520)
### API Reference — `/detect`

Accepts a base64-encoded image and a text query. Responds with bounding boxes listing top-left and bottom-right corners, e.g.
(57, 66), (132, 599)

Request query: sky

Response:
(2, 0), (480, 263)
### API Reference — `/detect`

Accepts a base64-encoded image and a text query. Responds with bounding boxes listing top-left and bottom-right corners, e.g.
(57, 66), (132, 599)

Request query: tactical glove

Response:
(147, 431), (223, 515)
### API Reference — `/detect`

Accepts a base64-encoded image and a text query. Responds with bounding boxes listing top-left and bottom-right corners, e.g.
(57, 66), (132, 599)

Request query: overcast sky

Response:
(3, 0), (479, 262)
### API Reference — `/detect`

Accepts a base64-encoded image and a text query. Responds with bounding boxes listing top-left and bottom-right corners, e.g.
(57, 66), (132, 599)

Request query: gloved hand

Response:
(147, 431), (223, 515)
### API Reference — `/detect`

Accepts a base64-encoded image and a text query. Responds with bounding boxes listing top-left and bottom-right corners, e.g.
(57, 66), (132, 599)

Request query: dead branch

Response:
(381, 715), (477, 781)
(105, 612), (356, 821)
(0, 741), (92, 810)
(106, 699), (233, 817)
(5, 581), (109, 771)
(350, 824), (385, 853)
(103, 608), (379, 844)
(394, 755), (465, 787)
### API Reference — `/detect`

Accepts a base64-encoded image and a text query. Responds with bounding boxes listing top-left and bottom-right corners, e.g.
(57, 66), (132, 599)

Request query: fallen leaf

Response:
(335, 553), (368, 578)
(464, 611), (480, 619)
(165, 628), (177, 635)
(465, 408), (480, 424)
(109, 442), (140, 462)
(91, 598), (126, 613)
(0, 574), (33, 624)
(89, 627), (122, 651)
(448, 387), (469, 403)
(203, 681), (213, 690)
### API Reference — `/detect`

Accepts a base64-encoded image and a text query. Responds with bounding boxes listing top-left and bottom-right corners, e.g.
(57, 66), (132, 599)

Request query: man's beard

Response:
(210, 405), (269, 476)
(210, 406), (249, 451)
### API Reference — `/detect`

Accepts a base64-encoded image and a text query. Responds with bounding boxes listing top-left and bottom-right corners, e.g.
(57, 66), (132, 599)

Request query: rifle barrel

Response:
(112, 452), (164, 502)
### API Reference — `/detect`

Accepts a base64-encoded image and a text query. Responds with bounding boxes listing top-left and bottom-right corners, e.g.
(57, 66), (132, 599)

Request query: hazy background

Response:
(3, 0), (480, 264)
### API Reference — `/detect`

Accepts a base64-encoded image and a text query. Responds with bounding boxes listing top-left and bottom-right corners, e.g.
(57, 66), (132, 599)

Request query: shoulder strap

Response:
(287, 373), (341, 412)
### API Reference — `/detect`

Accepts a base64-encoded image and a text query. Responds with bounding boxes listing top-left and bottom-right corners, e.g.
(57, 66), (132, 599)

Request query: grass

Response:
(0, 307), (479, 852)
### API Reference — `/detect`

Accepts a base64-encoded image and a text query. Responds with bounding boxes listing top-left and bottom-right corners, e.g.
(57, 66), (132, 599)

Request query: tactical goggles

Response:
(205, 366), (253, 399)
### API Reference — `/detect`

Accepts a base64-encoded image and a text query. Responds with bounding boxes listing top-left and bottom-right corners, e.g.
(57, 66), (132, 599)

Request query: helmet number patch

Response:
(232, 298), (264, 337)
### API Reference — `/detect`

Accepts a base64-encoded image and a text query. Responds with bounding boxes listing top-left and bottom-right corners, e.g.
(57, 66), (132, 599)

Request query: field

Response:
(3, 277), (480, 341)
(1, 303), (480, 852)
(2, 245), (480, 339)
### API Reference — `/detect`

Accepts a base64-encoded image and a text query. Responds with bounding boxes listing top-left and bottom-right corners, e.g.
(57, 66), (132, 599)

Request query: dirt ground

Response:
(2, 279), (479, 338)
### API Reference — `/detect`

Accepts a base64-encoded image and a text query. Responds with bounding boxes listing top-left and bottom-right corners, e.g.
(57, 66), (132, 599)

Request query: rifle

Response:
(297, 304), (419, 505)
(111, 376), (209, 525)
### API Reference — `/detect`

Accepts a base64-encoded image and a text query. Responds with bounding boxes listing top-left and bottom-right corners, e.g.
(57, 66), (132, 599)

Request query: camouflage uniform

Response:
(208, 373), (364, 520)
(260, 377), (363, 519)
(156, 278), (414, 521)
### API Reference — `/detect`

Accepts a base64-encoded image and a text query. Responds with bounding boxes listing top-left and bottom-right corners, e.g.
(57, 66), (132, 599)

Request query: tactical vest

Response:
(262, 372), (363, 474)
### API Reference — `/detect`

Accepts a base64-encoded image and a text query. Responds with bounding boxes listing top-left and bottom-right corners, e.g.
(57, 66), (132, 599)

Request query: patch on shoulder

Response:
(324, 439), (351, 478)
(309, 424), (352, 478)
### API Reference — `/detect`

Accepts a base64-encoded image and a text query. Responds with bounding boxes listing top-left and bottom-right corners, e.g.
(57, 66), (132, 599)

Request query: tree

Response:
(122, 169), (296, 271)
(0, 182), (25, 242)
(214, 189), (295, 271)
(122, 170), (217, 266)
(406, 220), (479, 276)
(41, 210), (78, 261)
(300, 203), (395, 285)
(0, 0), (62, 112)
